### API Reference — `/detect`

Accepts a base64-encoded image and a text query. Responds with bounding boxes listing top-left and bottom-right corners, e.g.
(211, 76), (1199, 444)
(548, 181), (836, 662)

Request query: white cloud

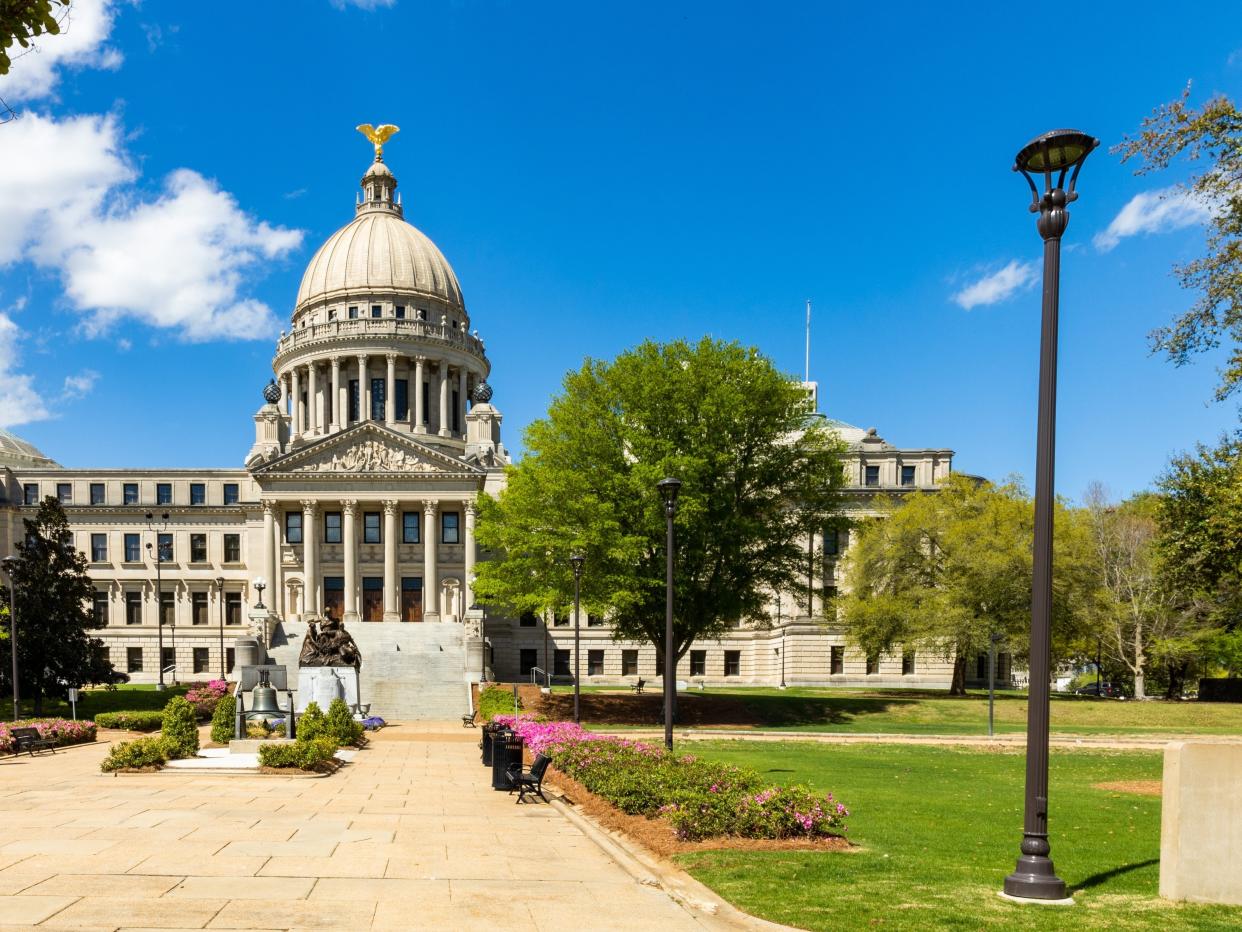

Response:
(951, 260), (1038, 310)
(0, 113), (304, 342)
(61, 370), (99, 400)
(331, 0), (396, 9)
(0, 0), (123, 103)
(1093, 186), (1212, 253)
(0, 313), (50, 429)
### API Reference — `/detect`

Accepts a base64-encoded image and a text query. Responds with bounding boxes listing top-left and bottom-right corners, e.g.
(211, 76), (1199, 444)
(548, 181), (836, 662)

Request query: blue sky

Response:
(0, 0), (1238, 501)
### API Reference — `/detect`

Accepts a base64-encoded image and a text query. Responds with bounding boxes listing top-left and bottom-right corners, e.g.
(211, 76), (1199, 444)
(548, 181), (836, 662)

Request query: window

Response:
(395, 379), (409, 421)
(866, 654), (879, 675)
(192, 591), (208, 625)
(422, 381), (430, 424)
(226, 647), (235, 674)
(371, 305), (382, 318)
(190, 533), (207, 563)
(452, 389), (460, 433)
(161, 647), (175, 674)
(157, 532), (173, 562)
(328, 308), (337, 321)
(127, 647), (143, 673)
(838, 528), (849, 551)
(395, 305), (406, 319)
(223, 534), (241, 562)
(90, 533), (107, 562)
(324, 511), (342, 544)
(587, 614), (604, 628)
(901, 465), (916, 487)
(519, 611), (538, 628)
(363, 512), (381, 543)
(724, 650), (741, 677)
(56, 482), (72, 503)
(225, 592), (242, 625)
(587, 650), (605, 676)
(157, 482), (172, 504)
(902, 649), (916, 675)
(553, 613), (569, 627)
(223, 483), (239, 505)
(124, 533), (141, 563)
(824, 585), (838, 601)
(976, 653), (988, 681)
(519, 648), (538, 677)
(621, 650), (639, 677)
(348, 379), (360, 422)
(93, 591), (109, 626)
(286, 512), (303, 543)
(554, 649), (571, 677)
(690, 650), (706, 677)
(348, 306), (359, 319)
(193, 648), (210, 674)
(402, 511), (419, 544)
(864, 465), (880, 487)
(125, 591), (143, 625)
(190, 483), (205, 505)
(370, 377), (385, 420)
(831, 645), (844, 675)
(824, 528), (839, 555)
(123, 483), (138, 505)
(441, 511), (459, 544)
(159, 591), (175, 626)
(90, 483), (105, 505)
(416, 307), (428, 321)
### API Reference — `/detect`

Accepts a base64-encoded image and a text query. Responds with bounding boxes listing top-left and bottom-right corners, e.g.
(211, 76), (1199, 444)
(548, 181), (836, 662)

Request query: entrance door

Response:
(323, 577), (344, 620)
(401, 577), (422, 622)
(362, 578), (384, 621)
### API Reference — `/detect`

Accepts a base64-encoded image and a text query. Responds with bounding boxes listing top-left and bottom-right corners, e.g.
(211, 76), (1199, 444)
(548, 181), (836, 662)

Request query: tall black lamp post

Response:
(656, 477), (681, 751)
(216, 576), (226, 680)
(2, 555), (19, 722)
(146, 512), (170, 689)
(570, 553), (585, 724)
(1004, 128), (1098, 903)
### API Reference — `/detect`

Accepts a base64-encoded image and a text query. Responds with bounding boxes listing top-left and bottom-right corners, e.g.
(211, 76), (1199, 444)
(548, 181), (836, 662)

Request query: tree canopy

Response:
(1, 0), (68, 76)
(473, 337), (848, 661)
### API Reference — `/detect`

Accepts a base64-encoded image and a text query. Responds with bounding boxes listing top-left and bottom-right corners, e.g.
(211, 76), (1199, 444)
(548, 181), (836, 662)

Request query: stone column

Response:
(302, 500), (318, 619)
(458, 367), (468, 436)
(356, 353), (368, 422)
(383, 500), (399, 621)
(464, 501), (477, 612)
(423, 499), (439, 621)
(385, 353), (396, 427)
(262, 500), (276, 607)
(342, 500), (358, 622)
(330, 356), (342, 432)
(280, 374), (290, 416)
(290, 367), (302, 442)
(272, 505), (284, 614)
(309, 361), (321, 436)
(413, 356), (427, 434)
(438, 363), (451, 438)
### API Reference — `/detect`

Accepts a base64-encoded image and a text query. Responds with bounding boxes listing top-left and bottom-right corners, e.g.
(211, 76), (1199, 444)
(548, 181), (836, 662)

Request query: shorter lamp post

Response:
(254, 576), (267, 609)
(657, 477), (681, 751)
(570, 553), (585, 724)
(2, 555), (19, 722)
(216, 577), (226, 680)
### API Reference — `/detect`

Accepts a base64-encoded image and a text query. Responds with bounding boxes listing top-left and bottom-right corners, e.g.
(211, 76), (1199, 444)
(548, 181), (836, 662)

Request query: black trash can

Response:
(481, 724), (508, 766)
(491, 732), (524, 791)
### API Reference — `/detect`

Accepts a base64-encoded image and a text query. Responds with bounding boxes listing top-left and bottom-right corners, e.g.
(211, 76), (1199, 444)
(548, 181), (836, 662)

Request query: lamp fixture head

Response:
(1013, 128), (1099, 214)
(656, 477), (682, 507)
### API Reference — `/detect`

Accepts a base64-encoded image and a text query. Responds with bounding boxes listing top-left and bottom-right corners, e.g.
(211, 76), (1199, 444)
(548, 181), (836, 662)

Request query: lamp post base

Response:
(1003, 856), (1067, 901)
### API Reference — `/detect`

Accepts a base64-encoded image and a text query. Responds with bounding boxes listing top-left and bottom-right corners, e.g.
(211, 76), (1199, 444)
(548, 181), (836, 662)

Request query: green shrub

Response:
(100, 735), (170, 772)
(478, 684), (522, 722)
(210, 695), (236, 744)
(160, 696), (199, 759)
(258, 737), (338, 770)
(325, 698), (364, 746)
(296, 702), (326, 742)
(94, 710), (163, 732)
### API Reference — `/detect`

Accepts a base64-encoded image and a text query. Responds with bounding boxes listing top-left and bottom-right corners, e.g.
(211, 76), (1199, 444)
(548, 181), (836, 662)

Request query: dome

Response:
(0, 428), (59, 468)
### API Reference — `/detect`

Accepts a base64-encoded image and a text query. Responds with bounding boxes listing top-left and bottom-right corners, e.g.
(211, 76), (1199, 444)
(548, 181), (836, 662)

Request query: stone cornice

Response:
(251, 421), (484, 481)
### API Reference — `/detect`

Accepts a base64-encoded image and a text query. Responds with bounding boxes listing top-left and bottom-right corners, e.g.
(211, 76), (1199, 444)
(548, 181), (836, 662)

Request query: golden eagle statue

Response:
(356, 123), (400, 161)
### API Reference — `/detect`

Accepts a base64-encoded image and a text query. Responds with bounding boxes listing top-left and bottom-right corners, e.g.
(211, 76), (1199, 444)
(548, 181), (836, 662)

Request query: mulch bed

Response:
(1093, 780), (1162, 796)
(545, 769), (852, 859)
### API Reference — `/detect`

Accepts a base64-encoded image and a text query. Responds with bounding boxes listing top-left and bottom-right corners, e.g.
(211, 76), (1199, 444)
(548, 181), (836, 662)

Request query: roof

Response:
(0, 428), (59, 468)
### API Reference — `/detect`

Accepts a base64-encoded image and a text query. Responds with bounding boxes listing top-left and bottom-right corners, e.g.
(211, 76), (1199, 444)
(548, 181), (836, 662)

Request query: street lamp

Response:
(570, 553), (585, 724)
(1004, 128), (1098, 904)
(146, 512), (170, 689)
(216, 576), (226, 680)
(2, 555), (19, 722)
(656, 477), (681, 751)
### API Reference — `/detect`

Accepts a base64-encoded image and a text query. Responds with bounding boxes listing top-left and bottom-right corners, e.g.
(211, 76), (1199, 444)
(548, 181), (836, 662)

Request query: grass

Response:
(550, 685), (1242, 736)
(678, 740), (1241, 930)
(1, 683), (191, 721)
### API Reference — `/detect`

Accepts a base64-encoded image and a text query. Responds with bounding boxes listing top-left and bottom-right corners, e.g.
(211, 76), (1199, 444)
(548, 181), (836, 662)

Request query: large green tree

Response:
(1116, 88), (1242, 400)
(837, 475), (1097, 695)
(0, 496), (122, 714)
(1, 0), (68, 76)
(473, 337), (848, 664)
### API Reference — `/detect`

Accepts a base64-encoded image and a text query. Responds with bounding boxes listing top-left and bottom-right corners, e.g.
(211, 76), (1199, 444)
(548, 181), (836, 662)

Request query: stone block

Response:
(1160, 740), (1242, 905)
(297, 666), (360, 712)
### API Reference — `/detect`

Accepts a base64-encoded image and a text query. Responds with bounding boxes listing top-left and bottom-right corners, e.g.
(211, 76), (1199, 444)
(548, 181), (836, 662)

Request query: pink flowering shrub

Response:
(494, 716), (848, 841)
(185, 680), (228, 718)
(0, 718), (97, 754)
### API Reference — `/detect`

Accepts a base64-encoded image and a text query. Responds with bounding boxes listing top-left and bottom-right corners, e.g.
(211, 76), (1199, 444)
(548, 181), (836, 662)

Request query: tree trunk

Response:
(950, 654), (967, 696)
(1133, 622), (1146, 700)
(1133, 673), (1146, 700)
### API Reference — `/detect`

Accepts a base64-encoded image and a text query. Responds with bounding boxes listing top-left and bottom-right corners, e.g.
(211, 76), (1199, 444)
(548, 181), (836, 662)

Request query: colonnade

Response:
(281, 353), (476, 442)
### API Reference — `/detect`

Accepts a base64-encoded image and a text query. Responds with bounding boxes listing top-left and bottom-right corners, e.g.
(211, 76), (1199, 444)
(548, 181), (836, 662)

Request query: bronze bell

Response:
(246, 673), (284, 724)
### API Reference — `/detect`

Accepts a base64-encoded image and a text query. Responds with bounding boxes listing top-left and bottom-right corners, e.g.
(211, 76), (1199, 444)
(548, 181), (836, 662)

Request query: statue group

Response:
(298, 614), (362, 669)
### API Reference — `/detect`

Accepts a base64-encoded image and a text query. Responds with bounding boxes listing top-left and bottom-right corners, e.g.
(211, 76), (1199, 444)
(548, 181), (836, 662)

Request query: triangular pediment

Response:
(252, 423), (483, 477)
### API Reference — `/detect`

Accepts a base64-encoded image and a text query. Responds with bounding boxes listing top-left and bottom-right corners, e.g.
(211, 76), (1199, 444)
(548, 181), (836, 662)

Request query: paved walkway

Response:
(0, 730), (704, 931)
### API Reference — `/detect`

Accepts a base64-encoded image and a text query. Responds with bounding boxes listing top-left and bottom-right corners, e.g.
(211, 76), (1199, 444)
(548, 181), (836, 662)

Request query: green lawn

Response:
(679, 740), (1240, 930)
(552, 685), (1242, 736)
(2, 684), (190, 721)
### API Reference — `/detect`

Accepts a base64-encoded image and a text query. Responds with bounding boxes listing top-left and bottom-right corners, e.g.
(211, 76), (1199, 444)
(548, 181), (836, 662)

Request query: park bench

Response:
(462, 709), (478, 728)
(507, 753), (552, 803)
(10, 727), (56, 757)
(630, 678), (646, 694)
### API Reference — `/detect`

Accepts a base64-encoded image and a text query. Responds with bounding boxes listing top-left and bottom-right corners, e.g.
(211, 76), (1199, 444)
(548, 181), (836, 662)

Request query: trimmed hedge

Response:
(258, 737), (338, 770)
(100, 735), (171, 772)
(210, 695), (236, 745)
(95, 710), (163, 732)
(325, 698), (364, 746)
(297, 702), (327, 742)
(160, 696), (199, 759)
(478, 684), (522, 722)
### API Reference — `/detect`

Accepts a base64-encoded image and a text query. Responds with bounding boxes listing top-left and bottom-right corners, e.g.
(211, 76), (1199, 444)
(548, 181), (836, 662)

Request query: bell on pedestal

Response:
(245, 671), (285, 725)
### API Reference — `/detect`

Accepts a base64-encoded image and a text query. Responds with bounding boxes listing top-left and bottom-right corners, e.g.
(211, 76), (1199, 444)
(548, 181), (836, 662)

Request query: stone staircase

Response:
(267, 621), (470, 722)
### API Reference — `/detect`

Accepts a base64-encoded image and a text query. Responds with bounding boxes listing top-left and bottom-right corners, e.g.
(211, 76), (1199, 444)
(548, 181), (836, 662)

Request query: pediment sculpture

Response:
(292, 438), (440, 473)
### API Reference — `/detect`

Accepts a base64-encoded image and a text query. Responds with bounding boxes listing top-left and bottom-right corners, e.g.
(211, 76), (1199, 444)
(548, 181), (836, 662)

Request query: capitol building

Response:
(0, 140), (966, 714)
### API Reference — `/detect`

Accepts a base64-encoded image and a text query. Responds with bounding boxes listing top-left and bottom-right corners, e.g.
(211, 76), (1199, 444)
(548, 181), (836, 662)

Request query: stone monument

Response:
(296, 611), (362, 712)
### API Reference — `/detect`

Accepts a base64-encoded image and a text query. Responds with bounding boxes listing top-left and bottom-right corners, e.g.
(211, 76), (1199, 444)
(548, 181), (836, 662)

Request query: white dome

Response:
(295, 210), (464, 312)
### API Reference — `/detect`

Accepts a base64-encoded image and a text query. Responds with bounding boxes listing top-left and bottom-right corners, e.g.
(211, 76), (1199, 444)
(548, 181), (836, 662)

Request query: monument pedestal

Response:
(465, 608), (486, 684)
(296, 666), (360, 712)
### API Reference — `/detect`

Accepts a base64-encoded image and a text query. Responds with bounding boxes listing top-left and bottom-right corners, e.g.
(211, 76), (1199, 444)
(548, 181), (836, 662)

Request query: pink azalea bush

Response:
(492, 715), (848, 841)
(0, 718), (97, 754)
(185, 680), (228, 718)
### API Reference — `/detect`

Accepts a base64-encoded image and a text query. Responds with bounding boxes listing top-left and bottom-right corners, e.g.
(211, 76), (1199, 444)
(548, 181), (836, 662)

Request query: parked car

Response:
(1073, 682), (1123, 698)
